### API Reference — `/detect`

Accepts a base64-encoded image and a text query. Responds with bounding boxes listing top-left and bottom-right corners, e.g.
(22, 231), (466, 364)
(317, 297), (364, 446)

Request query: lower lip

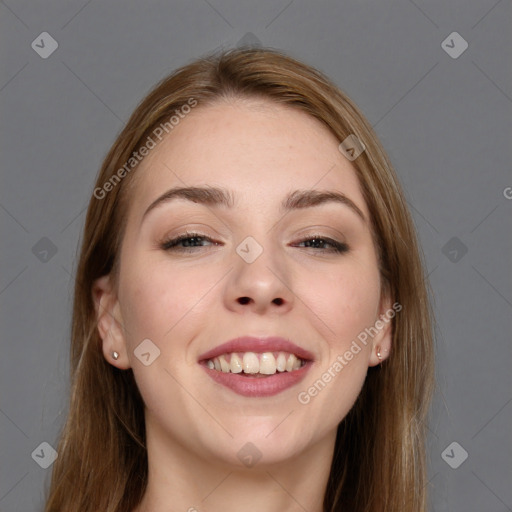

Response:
(200, 363), (313, 397)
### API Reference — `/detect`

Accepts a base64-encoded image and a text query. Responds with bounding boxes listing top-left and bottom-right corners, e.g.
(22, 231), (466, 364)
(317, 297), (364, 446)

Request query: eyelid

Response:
(290, 234), (349, 253)
(158, 222), (224, 241)
(159, 231), (220, 250)
(291, 224), (348, 242)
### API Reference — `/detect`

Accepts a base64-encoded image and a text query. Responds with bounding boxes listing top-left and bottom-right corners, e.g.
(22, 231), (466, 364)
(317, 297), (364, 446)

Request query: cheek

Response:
(292, 258), (381, 429)
(301, 259), (381, 350)
(117, 261), (212, 409)
(118, 258), (217, 353)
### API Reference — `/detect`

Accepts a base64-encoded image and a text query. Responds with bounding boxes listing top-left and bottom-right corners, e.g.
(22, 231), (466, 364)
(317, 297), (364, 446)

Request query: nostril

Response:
(236, 297), (284, 306)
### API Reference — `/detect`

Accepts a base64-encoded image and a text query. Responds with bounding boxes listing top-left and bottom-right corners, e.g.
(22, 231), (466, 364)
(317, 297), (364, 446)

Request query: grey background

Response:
(1, 1), (511, 510)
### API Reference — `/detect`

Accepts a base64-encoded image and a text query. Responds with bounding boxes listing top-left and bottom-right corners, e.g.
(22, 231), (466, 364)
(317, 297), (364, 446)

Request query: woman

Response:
(44, 48), (435, 511)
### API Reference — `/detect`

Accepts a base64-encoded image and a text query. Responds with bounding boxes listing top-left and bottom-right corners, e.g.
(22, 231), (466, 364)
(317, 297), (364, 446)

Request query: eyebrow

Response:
(142, 186), (366, 223)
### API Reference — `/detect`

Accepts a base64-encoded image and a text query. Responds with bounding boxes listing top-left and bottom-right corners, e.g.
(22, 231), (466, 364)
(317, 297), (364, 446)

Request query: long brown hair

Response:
(44, 48), (435, 511)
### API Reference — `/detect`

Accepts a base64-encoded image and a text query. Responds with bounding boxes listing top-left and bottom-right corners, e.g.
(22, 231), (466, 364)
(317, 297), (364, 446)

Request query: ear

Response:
(368, 292), (395, 367)
(92, 275), (131, 370)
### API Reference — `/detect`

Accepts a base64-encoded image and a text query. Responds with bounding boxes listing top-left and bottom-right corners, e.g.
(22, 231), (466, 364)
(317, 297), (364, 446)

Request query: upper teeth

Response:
(205, 352), (304, 375)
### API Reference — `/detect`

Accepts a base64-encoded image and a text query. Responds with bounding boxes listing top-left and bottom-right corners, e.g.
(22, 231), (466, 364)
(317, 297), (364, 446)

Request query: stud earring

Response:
(112, 351), (119, 360)
(376, 348), (382, 360)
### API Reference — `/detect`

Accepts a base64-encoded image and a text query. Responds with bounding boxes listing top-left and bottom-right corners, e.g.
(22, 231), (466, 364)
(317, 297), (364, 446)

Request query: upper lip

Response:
(198, 336), (315, 362)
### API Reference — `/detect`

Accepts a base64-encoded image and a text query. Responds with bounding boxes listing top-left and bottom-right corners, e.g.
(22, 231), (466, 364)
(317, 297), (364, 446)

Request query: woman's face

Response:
(97, 98), (392, 467)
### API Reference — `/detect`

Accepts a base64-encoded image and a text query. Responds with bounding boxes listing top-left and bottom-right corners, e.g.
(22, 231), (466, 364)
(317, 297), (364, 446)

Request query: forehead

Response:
(129, 99), (368, 217)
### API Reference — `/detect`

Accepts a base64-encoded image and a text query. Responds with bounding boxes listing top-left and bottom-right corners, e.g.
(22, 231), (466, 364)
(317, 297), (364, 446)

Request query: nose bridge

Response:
(227, 233), (293, 313)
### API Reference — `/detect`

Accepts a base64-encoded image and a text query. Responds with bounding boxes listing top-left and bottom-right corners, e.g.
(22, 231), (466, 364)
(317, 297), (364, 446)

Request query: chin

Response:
(210, 441), (307, 470)
(202, 421), (315, 469)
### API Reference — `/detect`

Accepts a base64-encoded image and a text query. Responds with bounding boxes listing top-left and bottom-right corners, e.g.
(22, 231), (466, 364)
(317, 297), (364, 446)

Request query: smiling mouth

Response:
(202, 351), (307, 377)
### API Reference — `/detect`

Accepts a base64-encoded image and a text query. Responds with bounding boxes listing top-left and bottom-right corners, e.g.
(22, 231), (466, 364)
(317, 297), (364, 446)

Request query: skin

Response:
(93, 98), (392, 512)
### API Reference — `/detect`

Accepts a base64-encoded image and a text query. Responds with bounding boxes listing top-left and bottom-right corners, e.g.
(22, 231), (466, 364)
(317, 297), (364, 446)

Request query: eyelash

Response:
(160, 232), (349, 254)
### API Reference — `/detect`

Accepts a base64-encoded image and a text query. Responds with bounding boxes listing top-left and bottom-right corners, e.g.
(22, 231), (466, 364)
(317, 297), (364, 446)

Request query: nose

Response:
(224, 240), (294, 315)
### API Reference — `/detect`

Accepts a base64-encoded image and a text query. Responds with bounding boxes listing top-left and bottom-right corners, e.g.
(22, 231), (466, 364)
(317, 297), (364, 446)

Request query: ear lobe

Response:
(368, 293), (394, 367)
